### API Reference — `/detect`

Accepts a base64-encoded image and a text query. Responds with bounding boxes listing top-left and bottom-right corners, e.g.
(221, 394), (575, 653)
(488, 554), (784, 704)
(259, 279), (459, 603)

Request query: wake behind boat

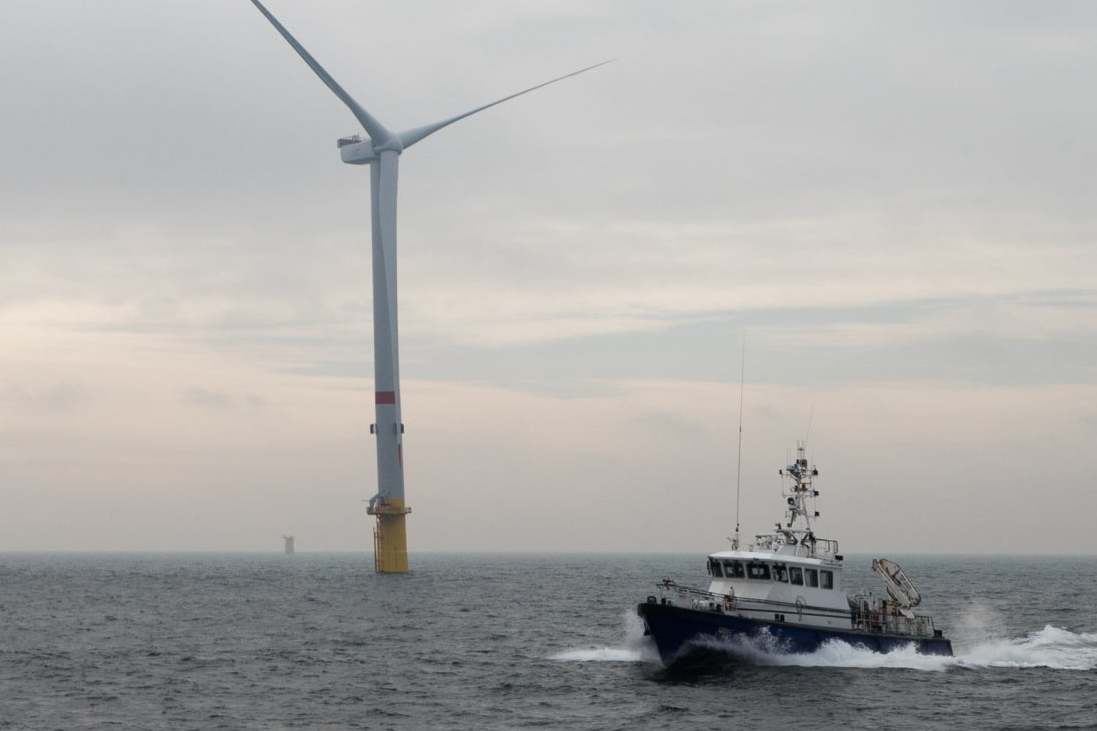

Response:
(637, 443), (953, 663)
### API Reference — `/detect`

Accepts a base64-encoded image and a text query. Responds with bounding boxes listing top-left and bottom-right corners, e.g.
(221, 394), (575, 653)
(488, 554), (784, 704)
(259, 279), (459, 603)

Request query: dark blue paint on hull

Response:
(637, 601), (953, 663)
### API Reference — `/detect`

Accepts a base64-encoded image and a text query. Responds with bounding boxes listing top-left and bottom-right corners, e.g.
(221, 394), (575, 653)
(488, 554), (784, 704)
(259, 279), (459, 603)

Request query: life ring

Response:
(794, 597), (805, 618)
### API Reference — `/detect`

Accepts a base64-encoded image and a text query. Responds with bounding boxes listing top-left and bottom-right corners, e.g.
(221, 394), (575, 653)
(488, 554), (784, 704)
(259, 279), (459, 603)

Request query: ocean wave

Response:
(549, 646), (650, 662)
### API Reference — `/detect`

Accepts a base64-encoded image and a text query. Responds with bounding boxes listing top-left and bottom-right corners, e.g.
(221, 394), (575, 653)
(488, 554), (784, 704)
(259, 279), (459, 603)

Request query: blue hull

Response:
(637, 601), (953, 663)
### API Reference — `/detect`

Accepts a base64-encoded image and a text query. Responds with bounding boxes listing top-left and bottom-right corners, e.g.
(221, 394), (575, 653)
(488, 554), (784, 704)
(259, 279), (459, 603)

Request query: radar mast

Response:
(776, 442), (821, 544)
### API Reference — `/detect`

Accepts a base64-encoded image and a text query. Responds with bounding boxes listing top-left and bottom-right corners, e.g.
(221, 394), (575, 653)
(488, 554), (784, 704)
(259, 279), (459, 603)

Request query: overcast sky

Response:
(2, 1), (1096, 553)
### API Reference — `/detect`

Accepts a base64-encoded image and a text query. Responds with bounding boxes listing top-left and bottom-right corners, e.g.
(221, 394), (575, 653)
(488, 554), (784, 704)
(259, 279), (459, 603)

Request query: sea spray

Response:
(951, 600), (1010, 649)
(549, 611), (660, 663)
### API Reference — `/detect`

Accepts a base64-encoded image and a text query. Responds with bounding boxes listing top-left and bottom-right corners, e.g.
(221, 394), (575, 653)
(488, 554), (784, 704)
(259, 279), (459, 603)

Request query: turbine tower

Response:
(248, 1), (608, 573)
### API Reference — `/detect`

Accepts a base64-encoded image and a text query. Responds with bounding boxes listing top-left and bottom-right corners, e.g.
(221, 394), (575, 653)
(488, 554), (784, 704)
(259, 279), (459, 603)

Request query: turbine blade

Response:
(397, 60), (614, 149)
(248, 0), (391, 142)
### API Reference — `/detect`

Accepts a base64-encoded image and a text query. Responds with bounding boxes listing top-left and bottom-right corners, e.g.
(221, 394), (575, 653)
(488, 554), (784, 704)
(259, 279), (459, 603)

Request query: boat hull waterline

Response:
(638, 601), (954, 663)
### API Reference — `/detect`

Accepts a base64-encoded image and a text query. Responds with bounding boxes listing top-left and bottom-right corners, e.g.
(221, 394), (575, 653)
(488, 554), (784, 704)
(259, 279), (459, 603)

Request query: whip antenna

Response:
(732, 335), (746, 550)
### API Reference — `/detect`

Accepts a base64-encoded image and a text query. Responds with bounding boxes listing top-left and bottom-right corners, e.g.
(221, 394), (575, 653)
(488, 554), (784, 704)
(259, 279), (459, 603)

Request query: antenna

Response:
(732, 335), (746, 550)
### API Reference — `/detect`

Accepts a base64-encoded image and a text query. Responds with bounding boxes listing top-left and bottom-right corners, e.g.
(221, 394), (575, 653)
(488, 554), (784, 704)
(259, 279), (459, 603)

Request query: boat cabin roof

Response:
(708, 550), (832, 567)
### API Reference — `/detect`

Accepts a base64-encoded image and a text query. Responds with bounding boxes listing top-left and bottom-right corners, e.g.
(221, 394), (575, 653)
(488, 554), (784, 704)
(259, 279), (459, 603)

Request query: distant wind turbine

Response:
(248, 0), (610, 572)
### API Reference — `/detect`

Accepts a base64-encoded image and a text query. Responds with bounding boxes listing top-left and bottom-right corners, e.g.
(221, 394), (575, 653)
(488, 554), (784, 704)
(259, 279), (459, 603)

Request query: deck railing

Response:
(851, 607), (936, 637)
(656, 579), (936, 638)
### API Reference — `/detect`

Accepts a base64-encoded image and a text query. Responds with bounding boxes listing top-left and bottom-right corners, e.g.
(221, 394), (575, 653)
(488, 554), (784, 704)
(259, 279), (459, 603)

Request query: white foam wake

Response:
(704, 625), (1097, 672)
(550, 613), (1097, 671)
(956, 625), (1097, 670)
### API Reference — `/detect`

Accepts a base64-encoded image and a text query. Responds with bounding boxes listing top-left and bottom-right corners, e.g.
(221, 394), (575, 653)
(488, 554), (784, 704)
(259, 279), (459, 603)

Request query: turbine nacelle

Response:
(337, 135), (377, 165)
(337, 133), (411, 165)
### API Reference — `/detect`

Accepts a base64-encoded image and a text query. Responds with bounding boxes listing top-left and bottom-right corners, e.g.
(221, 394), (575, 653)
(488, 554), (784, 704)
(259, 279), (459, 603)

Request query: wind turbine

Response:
(248, 1), (609, 573)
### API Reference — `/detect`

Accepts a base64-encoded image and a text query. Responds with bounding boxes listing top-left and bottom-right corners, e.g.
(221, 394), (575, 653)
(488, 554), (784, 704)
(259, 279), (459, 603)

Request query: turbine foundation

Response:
(368, 499), (410, 573)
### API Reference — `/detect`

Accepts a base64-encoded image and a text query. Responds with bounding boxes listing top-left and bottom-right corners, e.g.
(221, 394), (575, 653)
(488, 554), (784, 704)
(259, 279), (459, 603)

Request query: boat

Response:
(637, 443), (953, 662)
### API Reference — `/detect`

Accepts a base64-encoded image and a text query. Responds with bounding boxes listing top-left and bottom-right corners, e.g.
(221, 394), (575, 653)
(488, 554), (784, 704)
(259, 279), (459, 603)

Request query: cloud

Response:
(4, 346), (1096, 552)
(181, 388), (232, 409)
(3, 0), (1097, 550)
(181, 387), (267, 411)
(1, 382), (87, 413)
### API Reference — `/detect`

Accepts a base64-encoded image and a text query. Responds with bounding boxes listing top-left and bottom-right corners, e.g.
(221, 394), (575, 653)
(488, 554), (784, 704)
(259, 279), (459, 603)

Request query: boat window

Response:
(789, 566), (804, 585)
(821, 570), (834, 590)
(708, 558), (723, 577)
(747, 562), (771, 580)
(772, 564), (788, 582)
(724, 561), (745, 579)
(805, 568), (819, 588)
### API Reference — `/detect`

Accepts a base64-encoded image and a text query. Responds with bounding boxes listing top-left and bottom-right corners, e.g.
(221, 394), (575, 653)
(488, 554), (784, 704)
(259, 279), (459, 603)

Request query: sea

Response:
(2, 553), (1096, 730)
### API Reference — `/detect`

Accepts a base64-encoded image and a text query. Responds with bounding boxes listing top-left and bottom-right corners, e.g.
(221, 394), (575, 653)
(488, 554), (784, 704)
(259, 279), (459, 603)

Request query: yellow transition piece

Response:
(370, 499), (410, 573)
